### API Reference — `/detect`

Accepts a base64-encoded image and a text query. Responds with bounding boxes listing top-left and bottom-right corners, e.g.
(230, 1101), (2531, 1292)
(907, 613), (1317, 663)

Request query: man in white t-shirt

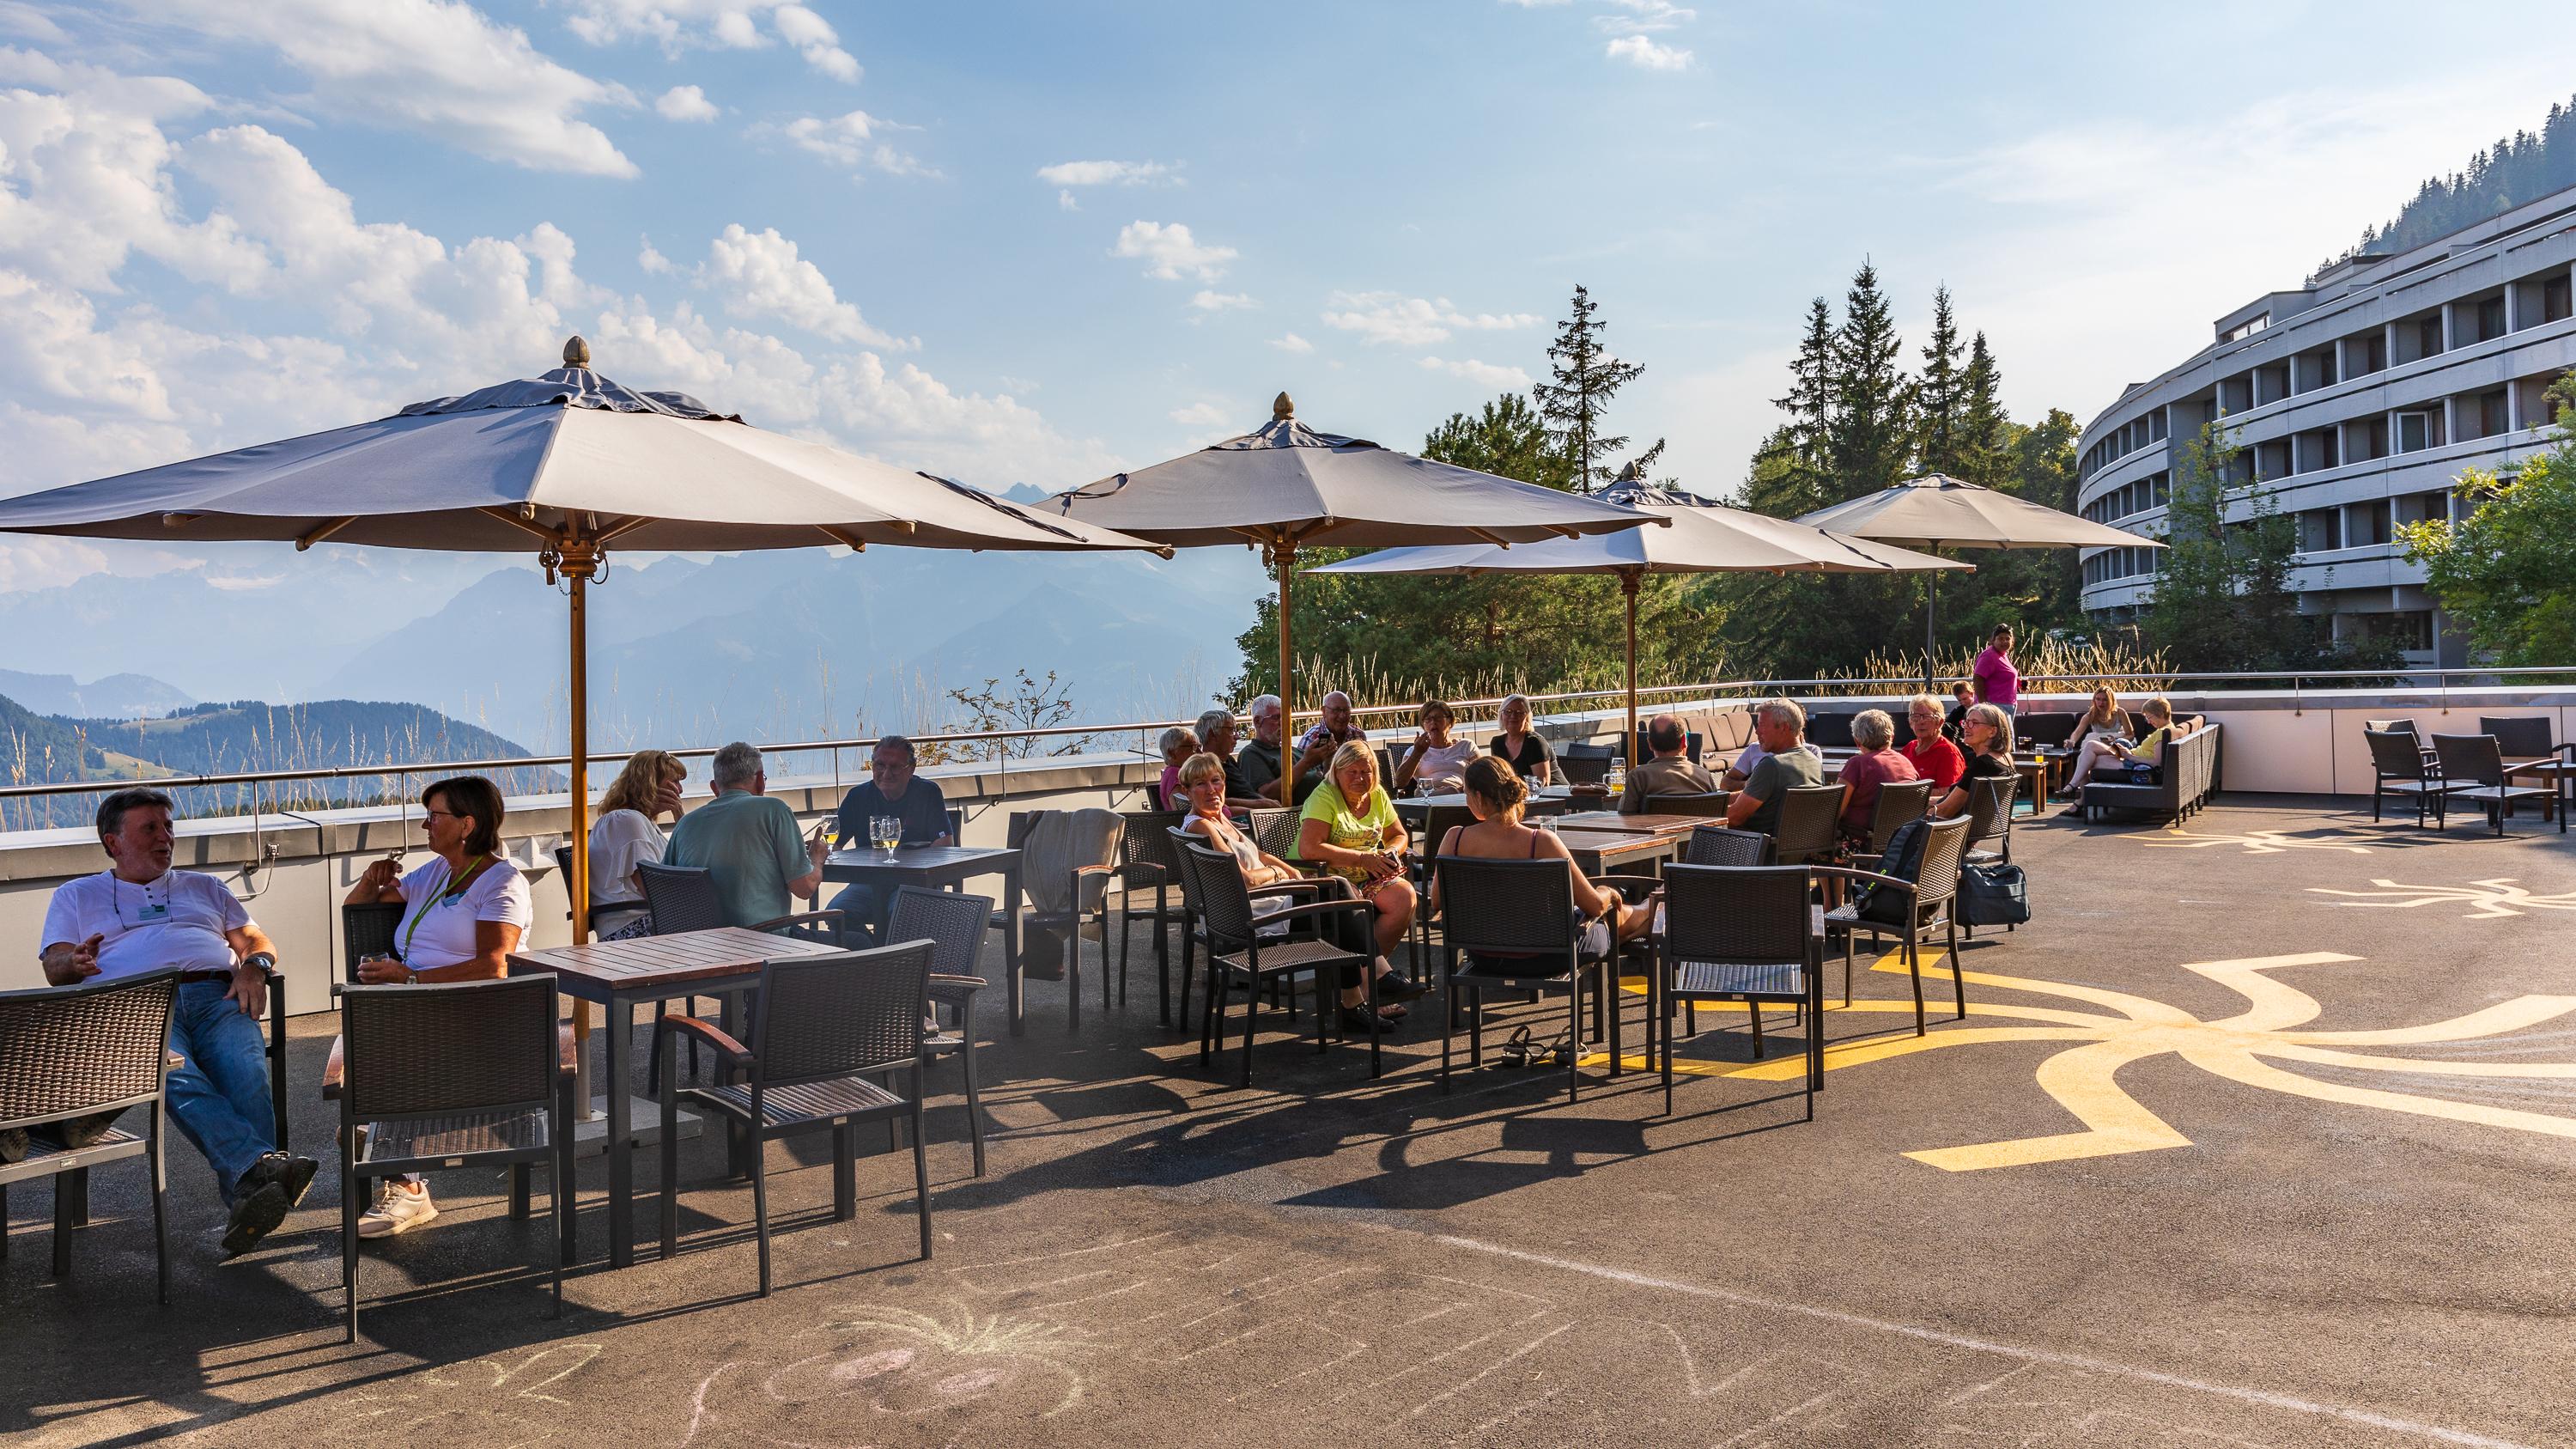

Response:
(30, 788), (318, 1257)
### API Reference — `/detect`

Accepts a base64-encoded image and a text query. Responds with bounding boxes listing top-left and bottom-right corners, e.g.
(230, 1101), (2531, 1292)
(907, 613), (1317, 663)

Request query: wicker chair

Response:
(988, 811), (1121, 1032)
(638, 861), (848, 1088)
(1650, 791), (1734, 819)
(1244, 807), (1305, 865)
(658, 941), (934, 1297)
(1434, 855), (1614, 1104)
(0, 970), (179, 1300)
(1166, 825), (1334, 1038)
(2364, 728), (2462, 827)
(1768, 784), (1845, 868)
(1961, 773), (2018, 865)
(2481, 715), (2574, 823)
(1109, 811), (1189, 1026)
(1173, 838), (1382, 1087)
(882, 886), (993, 1178)
(1409, 804), (1479, 979)
(343, 899), (404, 981)
(1856, 778), (1935, 863)
(1820, 814), (1970, 1032)
(2430, 734), (2559, 836)
(1557, 744), (1614, 787)
(1656, 865), (1820, 1118)
(339, 975), (573, 1339)
(1683, 825), (1774, 868)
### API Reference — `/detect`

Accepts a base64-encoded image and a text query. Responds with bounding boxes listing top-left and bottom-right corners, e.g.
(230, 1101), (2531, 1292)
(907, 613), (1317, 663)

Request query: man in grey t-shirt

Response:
(1726, 699), (1825, 837)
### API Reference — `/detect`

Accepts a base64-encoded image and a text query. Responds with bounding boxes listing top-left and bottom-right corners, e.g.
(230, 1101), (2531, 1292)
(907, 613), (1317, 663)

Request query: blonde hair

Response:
(2142, 695), (2174, 725)
(1177, 752), (1227, 790)
(1965, 703), (2014, 757)
(1327, 739), (1379, 789)
(600, 749), (685, 818)
(2081, 687), (2123, 734)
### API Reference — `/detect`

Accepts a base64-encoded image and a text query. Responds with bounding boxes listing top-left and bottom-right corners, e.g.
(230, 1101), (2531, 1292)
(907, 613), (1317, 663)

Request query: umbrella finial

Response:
(1615, 460), (1641, 483)
(562, 335), (592, 368)
(1272, 391), (1293, 420)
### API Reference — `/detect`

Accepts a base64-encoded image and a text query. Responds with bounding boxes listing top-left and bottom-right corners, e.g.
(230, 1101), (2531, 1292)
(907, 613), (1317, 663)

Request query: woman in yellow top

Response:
(1292, 740), (1420, 989)
(2058, 696), (2196, 811)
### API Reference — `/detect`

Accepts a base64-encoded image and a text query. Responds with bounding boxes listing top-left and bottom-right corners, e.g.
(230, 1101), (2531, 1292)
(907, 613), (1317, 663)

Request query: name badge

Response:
(133, 901), (171, 922)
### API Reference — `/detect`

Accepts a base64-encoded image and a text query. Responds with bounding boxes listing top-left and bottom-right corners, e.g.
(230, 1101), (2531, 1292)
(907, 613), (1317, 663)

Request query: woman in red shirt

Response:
(1901, 692), (1965, 793)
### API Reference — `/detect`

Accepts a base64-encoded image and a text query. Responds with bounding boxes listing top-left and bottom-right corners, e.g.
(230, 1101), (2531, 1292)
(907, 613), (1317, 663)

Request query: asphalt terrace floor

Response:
(9, 793), (2576, 1448)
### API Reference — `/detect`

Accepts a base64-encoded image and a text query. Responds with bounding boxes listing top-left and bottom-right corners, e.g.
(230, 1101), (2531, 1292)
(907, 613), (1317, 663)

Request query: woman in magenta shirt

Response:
(1835, 709), (1919, 841)
(1972, 623), (2020, 714)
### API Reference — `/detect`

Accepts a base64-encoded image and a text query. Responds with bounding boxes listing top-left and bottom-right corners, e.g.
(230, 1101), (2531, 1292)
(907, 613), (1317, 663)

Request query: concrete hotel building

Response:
(2075, 184), (2576, 667)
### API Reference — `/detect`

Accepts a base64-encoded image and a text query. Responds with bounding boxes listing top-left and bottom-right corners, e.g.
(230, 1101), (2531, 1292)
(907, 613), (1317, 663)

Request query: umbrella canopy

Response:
(1313, 477), (1967, 747)
(0, 338), (1168, 1099)
(1796, 472), (2156, 686)
(1046, 393), (1656, 780)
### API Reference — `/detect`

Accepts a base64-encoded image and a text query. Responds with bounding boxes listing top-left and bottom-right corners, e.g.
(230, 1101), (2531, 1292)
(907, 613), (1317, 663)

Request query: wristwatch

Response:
(244, 951), (278, 976)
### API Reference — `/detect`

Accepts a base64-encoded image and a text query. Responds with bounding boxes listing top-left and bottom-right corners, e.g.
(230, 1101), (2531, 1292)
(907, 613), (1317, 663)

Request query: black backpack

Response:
(1854, 818), (1929, 926)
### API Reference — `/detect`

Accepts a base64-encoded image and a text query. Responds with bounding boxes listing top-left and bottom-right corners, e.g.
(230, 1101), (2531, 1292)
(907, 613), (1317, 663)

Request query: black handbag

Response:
(1958, 861), (2031, 926)
(1853, 819), (1929, 926)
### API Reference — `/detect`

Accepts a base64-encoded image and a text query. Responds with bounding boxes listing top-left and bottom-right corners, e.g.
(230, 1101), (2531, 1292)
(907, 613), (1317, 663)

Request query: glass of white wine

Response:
(871, 814), (902, 856)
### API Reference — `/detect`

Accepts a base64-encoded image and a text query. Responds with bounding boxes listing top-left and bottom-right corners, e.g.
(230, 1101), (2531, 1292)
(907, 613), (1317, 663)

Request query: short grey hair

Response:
(1158, 726), (1200, 758)
(710, 740), (763, 789)
(1907, 691), (1943, 716)
(1851, 709), (1894, 752)
(1194, 708), (1236, 740)
(1755, 697), (1806, 732)
(1249, 694), (1280, 718)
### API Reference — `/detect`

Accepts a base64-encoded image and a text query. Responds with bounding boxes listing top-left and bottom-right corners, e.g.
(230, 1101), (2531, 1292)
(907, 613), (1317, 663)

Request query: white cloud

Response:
(558, 1), (859, 82)
(1606, 34), (1692, 70)
(1111, 221), (1236, 283)
(1595, 0), (1694, 33)
(1318, 291), (1541, 347)
(0, 3), (67, 42)
(1267, 332), (1315, 354)
(1169, 401), (1227, 426)
(1036, 159), (1177, 187)
(638, 239), (674, 273)
(755, 109), (936, 178)
(1419, 356), (1533, 390)
(112, 0), (640, 177)
(654, 83), (718, 121)
(1188, 289), (1257, 313)
(695, 223), (905, 348)
(1056, 189), (1078, 211)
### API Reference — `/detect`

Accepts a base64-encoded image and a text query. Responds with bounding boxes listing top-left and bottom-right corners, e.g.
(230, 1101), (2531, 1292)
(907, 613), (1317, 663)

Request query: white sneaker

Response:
(357, 1179), (438, 1238)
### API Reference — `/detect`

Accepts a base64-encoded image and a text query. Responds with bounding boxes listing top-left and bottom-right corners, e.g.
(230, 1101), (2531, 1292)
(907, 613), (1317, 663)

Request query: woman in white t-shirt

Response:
(1393, 699), (1479, 797)
(588, 749), (686, 937)
(342, 775), (535, 1238)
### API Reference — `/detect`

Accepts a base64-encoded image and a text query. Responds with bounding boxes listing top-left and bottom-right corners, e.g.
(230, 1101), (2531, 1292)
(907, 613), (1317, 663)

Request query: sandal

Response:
(1497, 1025), (1534, 1067)
(1529, 1028), (1576, 1068)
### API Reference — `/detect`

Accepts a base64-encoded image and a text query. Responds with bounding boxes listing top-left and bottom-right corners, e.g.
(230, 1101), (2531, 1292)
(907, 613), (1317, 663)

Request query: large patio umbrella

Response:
(1797, 472), (2158, 686)
(1045, 393), (1655, 752)
(1313, 470), (1967, 752)
(0, 338), (1166, 1043)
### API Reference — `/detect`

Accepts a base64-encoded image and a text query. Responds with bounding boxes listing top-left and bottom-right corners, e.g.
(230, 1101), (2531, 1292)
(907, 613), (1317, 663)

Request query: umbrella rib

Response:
(594, 515), (655, 547)
(817, 525), (868, 552)
(477, 505), (562, 544)
(293, 516), (357, 551)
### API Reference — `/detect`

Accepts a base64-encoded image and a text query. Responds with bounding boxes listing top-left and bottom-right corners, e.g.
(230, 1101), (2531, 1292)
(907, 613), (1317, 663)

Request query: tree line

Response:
(2316, 94), (2576, 280)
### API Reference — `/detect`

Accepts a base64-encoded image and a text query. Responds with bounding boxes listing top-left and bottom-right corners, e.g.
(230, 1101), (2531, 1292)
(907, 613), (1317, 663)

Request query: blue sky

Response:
(4, 0), (2575, 596)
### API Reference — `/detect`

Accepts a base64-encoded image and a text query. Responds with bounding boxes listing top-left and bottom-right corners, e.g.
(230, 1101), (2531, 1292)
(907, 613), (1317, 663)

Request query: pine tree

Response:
(1533, 284), (1645, 492)
(1958, 330), (2008, 487)
(1824, 261), (1911, 503)
(1913, 285), (1965, 476)
(1772, 296), (1836, 466)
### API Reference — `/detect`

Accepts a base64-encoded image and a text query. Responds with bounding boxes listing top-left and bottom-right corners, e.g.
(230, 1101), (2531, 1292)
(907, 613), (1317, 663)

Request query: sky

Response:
(4, 0), (2576, 599)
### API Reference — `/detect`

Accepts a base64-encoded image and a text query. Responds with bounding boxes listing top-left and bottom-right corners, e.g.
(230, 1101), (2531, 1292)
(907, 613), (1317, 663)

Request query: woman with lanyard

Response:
(343, 774), (534, 1238)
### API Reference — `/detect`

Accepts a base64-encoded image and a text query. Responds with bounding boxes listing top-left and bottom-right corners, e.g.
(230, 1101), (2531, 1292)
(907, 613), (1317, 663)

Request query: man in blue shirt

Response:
(829, 735), (951, 942)
(665, 742), (827, 928)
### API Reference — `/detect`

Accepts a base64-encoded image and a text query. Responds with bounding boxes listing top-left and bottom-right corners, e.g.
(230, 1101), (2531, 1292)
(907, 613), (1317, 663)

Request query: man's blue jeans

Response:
(828, 881), (890, 946)
(163, 979), (278, 1205)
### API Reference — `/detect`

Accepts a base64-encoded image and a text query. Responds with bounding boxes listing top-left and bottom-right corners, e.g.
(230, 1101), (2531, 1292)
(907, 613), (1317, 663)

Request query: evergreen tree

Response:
(1958, 330), (2009, 487)
(1825, 261), (1911, 503)
(1913, 285), (1965, 476)
(1534, 284), (1645, 492)
(1772, 296), (1836, 466)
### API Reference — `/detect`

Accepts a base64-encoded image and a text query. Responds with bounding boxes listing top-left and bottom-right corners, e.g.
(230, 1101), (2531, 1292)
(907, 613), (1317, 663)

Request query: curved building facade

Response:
(2075, 185), (2576, 667)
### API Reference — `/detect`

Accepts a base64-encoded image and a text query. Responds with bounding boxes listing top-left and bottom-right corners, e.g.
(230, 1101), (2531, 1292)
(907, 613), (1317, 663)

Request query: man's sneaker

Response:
(220, 1182), (291, 1257)
(356, 1179), (438, 1239)
(53, 1111), (122, 1149)
(239, 1152), (320, 1209)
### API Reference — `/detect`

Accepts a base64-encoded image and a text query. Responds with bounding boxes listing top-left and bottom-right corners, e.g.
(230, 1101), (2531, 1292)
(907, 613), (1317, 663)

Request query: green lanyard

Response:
(399, 855), (495, 962)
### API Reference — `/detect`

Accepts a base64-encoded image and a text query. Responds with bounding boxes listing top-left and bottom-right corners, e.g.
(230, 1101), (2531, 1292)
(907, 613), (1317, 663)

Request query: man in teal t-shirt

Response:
(664, 741), (826, 928)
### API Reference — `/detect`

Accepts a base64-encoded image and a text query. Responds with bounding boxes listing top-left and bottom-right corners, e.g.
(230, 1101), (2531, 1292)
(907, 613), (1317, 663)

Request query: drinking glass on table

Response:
(871, 814), (902, 856)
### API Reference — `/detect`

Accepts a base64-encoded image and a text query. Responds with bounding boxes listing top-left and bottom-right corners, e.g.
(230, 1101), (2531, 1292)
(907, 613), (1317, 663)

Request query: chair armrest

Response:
(1808, 865), (1913, 893)
(753, 908), (845, 941)
(659, 1014), (753, 1069)
(1249, 898), (1376, 928)
(321, 1034), (344, 1099)
(927, 973), (987, 1008)
(1589, 873), (1663, 903)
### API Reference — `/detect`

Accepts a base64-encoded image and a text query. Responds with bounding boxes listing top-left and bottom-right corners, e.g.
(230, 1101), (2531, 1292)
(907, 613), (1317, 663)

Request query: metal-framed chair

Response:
(2430, 734), (2559, 836)
(991, 811), (1121, 1032)
(1854, 778), (1935, 864)
(337, 974), (573, 1340)
(1649, 791), (1734, 819)
(343, 899), (404, 980)
(2481, 715), (2574, 825)
(1109, 811), (1189, 1026)
(1172, 837), (1382, 1087)
(637, 861), (848, 1083)
(882, 886), (993, 1178)
(1244, 807), (1305, 865)
(659, 941), (933, 1297)
(1961, 773), (2017, 866)
(1557, 744), (1614, 788)
(1656, 865), (1820, 1117)
(1408, 804), (1479, 977)
(1768, 784), (1846, 868)
(0, 970), (179, 1300)
(1820, 814), (1970, 1031)
(1434, 855), (1616, 1104)
(1683, 825), (1774, 868)
(1167, 825), (1335, 1037)
(2364, 728), (2463, 827)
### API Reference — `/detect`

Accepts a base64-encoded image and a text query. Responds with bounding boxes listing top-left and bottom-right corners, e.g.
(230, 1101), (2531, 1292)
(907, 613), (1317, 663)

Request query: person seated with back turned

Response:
(1287, 690), (1368, 804)
(1393, 698), (1479, 798)
(1935, 703), (2017, 819)
(1620, 713), (1717, 813)
(1487, 692), (1553, 786)
(1234, 695), (1286, 804)
(1431, 758), (1657, 960)
(588, 748), (686, 940)
(1190, 707), (1272, 811)
(343, 774), (534, 1238)
(1903, 692), (1965, 795)
(29, 787), (314, 1258)
(1835, 708), (1919, 843)
(1724, 699), (1826, 836)
(819, 736), (945, 943)
(667, 741), (829, 929)
(2057, 694), (2197, 809)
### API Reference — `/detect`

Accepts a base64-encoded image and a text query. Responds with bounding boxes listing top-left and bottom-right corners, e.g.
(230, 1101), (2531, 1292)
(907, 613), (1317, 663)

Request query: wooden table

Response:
(821, 844), (1027, 1032)
(1395, 786), (1584, 826)
(1553, 810), (1711, 838)
(1550, 827), (1680, 876)
(512, 927), (841, 1268)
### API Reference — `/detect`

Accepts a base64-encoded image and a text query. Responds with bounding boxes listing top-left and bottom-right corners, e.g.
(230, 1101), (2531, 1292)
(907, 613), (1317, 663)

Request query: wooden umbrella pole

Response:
(1622, 569), (1640, 763)
(553, 533), (601, 1118)
(1273, 533), (1295, 795)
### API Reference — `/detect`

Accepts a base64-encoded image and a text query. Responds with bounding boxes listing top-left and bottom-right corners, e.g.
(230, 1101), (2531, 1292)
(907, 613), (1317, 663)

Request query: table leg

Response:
(572, 1000), (596, 1122)
(1005, 861), (1026, 1037)
(606, 996), (635, 1269)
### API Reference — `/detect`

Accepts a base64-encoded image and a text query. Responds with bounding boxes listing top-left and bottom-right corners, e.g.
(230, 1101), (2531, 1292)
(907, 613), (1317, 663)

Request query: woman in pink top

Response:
(1835, 709), (1919, 841)
(1972, 623), (2020, 713)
